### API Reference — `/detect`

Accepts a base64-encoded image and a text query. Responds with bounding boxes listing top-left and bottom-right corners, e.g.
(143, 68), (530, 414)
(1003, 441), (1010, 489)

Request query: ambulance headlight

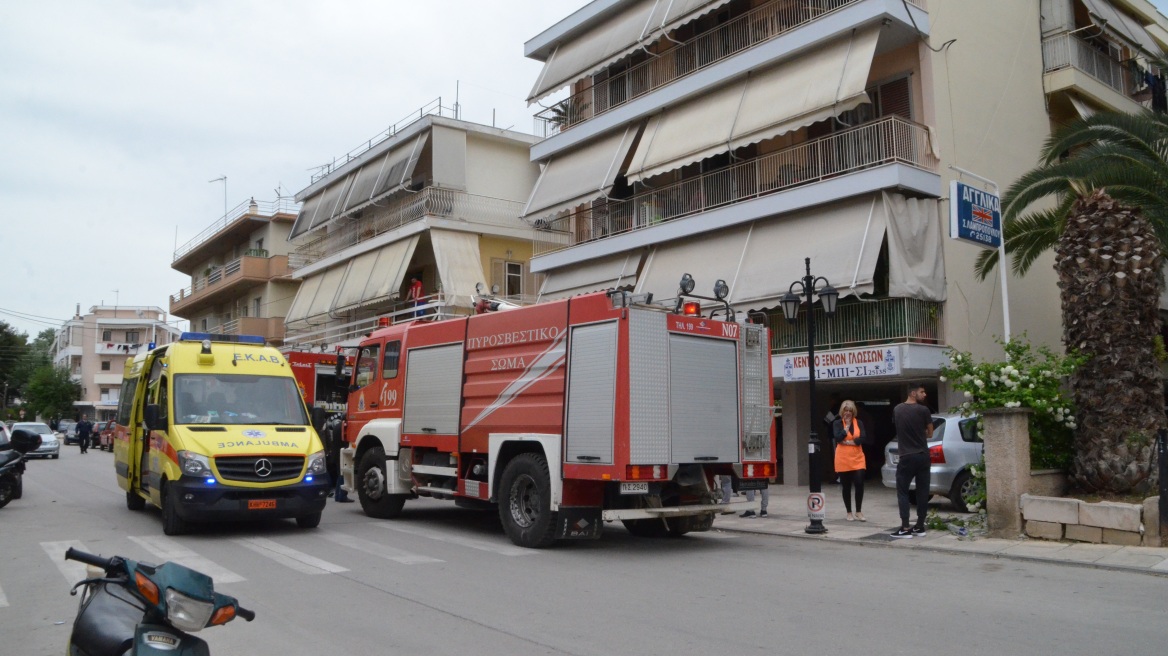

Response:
(178, 451), (213, 478)
(306, 450), (327, 476)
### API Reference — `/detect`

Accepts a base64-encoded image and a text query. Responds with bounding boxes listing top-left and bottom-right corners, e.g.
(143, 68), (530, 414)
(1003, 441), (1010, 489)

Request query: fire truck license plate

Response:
(248, 499), (277, 510)
(620, 482), (649, 495)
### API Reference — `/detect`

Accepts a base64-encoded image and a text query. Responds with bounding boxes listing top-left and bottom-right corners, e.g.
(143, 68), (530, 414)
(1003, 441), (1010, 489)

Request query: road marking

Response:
(0, 583), (8, 608)
(373, 523), (540, 556)
(40, 540), (92, 589)
(232, 537), (349, 575)
(127, 536), (245, 583)
(317, 530), (443, 565)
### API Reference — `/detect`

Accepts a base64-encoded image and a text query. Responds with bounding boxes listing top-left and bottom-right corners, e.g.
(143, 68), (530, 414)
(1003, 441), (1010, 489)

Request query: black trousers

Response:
(895, 452), (931, 527)
(839, 469), (864, 512)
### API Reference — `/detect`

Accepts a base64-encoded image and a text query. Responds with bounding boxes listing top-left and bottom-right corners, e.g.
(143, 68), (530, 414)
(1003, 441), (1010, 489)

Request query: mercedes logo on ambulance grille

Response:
(254, 459), (273, 478)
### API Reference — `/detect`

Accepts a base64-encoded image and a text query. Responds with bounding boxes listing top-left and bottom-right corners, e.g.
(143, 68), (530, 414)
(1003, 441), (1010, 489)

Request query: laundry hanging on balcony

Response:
(522, 124), (641, 221)
(624, 25), (880, 184)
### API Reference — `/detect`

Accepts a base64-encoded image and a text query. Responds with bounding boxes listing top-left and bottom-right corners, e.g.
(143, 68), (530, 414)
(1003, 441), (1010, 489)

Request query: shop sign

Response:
(949, 180), (1002, 249)
(779, 345), (900, 382)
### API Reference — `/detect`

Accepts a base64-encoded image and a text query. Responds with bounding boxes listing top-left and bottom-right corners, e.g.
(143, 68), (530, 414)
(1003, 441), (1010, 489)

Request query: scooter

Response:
(64, 547), (255, 655)
(0, 428), (40, 509)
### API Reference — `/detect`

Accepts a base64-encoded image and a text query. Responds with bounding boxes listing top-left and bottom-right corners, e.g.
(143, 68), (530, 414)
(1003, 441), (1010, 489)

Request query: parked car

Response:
(12, 422), (60, 459)
(91, 421), (108, 450)
(98, 421), (116, 451)
(57, 419), (78, 445)
(881, 413), (982, 512)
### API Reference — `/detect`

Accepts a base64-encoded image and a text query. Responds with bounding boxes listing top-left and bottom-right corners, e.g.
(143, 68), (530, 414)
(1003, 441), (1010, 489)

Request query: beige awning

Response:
(646, 0), (737, 37)
(539, 251), (643, 300)
(1081, 0), (1163, 56)
(430, 230), (487, 307)
(305, 265), (347, 324)
(333, 235), (421, 313)
(1068, 95), (1096, 120)
(522, 125), (640, 220)
(284, 274), (324, 326)
(626, 26), (880, 183)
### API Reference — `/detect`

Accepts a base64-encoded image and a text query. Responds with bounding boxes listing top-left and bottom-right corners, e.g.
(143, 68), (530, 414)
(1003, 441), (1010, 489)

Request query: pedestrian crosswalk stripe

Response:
(40, 540), (91, 589)
(317, 530), (443, 565)
(0, 583), (8, 608)
(373, 523), (540, 557)
(232, 537), (349, 575)
(127, 536), (245, 584)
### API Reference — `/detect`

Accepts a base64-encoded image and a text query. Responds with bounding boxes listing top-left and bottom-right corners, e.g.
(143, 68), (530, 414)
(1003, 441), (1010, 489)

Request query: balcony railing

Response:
(283, 292), (466, 350)
(219, 317), (285, 343)
(766, 297), (944, 354)
(533, 0), (926, 136)
(170, 255), (290, 307)
(1041, 31), (1139, 97)
(173, 198), (299, 263)
(533, 115), (937, 255)
(290, 187), (526, 270)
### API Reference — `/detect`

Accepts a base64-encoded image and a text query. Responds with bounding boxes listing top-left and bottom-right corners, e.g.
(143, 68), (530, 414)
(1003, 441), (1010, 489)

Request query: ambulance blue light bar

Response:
(180, 332), (265, 345)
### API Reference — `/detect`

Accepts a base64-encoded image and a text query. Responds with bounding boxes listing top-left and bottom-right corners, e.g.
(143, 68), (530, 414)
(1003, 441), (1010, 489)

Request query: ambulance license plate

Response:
(620, 482), (649, 495)
(248, 499), (277, 510)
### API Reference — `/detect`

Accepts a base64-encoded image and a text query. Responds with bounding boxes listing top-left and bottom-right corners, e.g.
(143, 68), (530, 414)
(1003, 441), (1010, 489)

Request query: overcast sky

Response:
(3, 0), (1168, 340)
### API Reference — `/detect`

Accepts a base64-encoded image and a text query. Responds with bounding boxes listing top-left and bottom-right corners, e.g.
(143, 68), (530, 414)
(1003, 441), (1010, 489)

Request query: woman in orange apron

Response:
(832, 400), (867, 521)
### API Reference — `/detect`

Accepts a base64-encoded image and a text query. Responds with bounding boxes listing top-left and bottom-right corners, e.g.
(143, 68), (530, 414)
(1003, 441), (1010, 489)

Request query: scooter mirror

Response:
(9, 429), (42, 454)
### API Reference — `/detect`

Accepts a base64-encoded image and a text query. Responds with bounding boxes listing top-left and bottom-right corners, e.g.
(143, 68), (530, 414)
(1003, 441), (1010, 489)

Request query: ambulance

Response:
(113, 333), (331, 535)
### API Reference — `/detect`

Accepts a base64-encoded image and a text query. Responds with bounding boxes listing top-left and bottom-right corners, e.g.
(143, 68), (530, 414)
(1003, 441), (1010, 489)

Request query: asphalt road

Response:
(1, 446), (1163, 656)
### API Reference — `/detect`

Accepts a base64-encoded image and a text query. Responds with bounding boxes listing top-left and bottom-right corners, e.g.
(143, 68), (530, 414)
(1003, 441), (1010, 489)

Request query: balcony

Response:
(290, 187), (525, 270)
(170, 254), (291, 316)
(172, 198), (299, 272)
(533, 0), (925, 137)
(283, 292), (467, 350)
(1041, 31), (1149, 110)
(533, 115), (936, 255)
(765, 297), (944, 354)
(218, 317), (286, 344)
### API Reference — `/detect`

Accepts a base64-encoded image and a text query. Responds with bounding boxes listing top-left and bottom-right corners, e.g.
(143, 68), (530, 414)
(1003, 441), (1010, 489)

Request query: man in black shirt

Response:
(891, 383), (933, 538)
(76, 414), (92, 454)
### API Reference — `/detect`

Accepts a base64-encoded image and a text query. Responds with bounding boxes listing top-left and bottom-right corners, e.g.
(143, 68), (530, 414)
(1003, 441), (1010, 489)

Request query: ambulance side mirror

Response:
(144, 404), (160, 432)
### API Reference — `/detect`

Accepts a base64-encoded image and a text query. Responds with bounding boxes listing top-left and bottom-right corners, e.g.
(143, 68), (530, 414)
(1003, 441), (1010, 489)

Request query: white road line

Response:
(232, 538), (349, 575)
(40, 540), (92, 589)
(127, 536), (245, 584)
(0, 583), (8, 608)
(317, 530), (443, 565)
(373, 523), (540, 556)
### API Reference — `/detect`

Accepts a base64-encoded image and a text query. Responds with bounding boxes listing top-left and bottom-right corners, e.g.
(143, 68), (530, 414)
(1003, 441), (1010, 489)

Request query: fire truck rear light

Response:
(626, 465), (668, 481)
(929, 444), (945, 464)
(742, 463), (774, 478)
(682, 301), (701, 316)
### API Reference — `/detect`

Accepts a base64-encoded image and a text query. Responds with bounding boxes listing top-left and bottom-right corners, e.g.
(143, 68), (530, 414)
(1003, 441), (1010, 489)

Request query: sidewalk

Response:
(713, 483), (1168, 576)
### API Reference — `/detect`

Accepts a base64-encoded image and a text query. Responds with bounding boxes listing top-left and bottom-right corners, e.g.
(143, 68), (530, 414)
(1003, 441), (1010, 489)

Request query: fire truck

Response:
(336, 281), (776, 548)
(287, 351), (349, 414)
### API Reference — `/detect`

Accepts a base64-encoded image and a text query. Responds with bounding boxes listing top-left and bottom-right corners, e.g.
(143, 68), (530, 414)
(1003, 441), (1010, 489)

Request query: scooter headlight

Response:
(306, 450), (327, 476)
(177, 451), (213, 478)
(165, 588), (215, 633)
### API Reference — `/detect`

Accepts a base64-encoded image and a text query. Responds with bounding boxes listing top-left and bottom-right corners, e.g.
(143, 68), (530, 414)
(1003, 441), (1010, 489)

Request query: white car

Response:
(12, 422), (60, 459)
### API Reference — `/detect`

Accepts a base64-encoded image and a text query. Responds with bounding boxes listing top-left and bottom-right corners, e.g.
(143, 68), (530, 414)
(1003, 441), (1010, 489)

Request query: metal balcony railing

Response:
(170, 255), (289, 306)
(290, 187), (526, 270)
(283, 292), (467, 350)
(533, 115), (937, 255)
(533, 0), (926, 136)
(765, 297), (944, 354)
(1041, 31), (1141, 97)
(173, 198), (299, 262)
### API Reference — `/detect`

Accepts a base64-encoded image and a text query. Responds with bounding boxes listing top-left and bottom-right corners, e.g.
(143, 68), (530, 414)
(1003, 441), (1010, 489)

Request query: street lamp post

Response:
(781, 257), (839, 535)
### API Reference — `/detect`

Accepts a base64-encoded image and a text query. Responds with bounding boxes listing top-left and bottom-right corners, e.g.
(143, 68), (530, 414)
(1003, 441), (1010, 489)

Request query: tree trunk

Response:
(1057, 190), (1164, 495)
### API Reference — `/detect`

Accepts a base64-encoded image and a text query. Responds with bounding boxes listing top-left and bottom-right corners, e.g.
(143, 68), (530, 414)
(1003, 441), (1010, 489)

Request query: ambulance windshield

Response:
(173, 374), (309, 426)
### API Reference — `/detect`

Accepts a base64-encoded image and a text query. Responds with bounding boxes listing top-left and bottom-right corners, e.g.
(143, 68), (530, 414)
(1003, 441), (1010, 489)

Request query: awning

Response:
(305, 265), (347, 324)
(368, 133), (429, 205)
(289, 174), (353, 239)
(430, 230), (487, 307)
(1068, 95), (1096, 120)
(284, 274), (324, 326)
(538, 251), (644, 300)
(645, 0), (737, 38)
(332, 235), (420, 313)
(626, 26), (880, 183)
(289, 194), (323, 240)
(1081, 0), (1163, 56)
(522, 124), (640, 220)
(634, 192), (942, 310)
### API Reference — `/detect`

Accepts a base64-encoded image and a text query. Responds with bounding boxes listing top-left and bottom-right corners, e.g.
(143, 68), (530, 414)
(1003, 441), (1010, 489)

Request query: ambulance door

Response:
(141, 356), (170, 499)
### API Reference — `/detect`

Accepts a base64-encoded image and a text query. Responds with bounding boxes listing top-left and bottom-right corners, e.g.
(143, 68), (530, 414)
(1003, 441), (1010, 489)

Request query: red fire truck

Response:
(287, 351), (349, 413)
(337, 285), (776, 548)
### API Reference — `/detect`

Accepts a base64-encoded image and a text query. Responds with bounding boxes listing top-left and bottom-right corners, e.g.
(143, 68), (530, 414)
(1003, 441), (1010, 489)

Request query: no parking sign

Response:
(807, 492), (825, 521)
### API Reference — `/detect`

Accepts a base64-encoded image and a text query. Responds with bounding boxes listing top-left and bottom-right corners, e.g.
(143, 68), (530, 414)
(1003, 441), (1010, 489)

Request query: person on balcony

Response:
(407, 275), (425, 318)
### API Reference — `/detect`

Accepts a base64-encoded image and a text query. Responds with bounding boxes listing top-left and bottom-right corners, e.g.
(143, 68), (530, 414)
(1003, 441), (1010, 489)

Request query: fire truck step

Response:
(411, 465), (458, 477)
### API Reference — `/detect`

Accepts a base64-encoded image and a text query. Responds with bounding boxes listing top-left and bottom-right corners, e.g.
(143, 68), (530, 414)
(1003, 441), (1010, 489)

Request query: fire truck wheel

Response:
(357, 446), (407, 519)
(621, 519), (669, 538)
(498, 453), (557, 548)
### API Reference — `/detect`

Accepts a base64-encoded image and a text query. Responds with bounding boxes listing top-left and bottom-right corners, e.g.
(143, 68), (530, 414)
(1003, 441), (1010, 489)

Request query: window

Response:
(354, 343), (381, 389)
(116, 378), (138, 424)
(126, 331), (139, 343)
(506, 262), (523, 297)
(200, 318), (208, 331)
(157, 378), (169, 425)
(101, 361), (111, 371)
(383, 341), (401, 379)
(959, 418), (983, 443)
(255, 238), (263, 251)
(491, 259), (528, 298)
(102, 330), (112, 341)
(253, 297), (261, 318)
(101, 388), (112, 403)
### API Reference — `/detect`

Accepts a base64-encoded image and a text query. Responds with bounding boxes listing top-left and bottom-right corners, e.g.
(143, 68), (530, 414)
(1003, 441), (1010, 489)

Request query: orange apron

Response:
(834, 418), (866, 473)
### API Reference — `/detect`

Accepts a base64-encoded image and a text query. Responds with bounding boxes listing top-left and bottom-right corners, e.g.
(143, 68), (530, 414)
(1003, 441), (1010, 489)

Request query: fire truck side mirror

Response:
(333, 357), (351, 394)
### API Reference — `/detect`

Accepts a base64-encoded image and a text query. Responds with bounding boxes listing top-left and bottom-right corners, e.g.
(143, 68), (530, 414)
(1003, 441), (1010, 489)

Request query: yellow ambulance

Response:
(113, 333), (330, 535)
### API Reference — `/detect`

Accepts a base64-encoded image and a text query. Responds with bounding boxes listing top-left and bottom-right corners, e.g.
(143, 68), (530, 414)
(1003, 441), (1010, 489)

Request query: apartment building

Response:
(522, 0), (1168, 485)
(52, 305), (181, 421)
(283, 104), (541, 350)
(169, 198), (301, 345)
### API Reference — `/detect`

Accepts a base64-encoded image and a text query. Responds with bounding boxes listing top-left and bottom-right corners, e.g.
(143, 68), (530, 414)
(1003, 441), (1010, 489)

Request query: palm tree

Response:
(976, 111), (1168, 495)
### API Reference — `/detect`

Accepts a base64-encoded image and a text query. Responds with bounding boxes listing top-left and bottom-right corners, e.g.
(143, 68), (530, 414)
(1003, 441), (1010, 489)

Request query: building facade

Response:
(169, 197), (301, 345)
(52, 305), (181, 421)
(522, 0), (1167, 486)
(283, 106), (542, 351)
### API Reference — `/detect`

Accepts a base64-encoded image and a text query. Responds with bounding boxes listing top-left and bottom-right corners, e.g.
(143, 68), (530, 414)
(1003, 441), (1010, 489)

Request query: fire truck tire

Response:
(621, 519), (668, 538)
(357, 446), (407, 519)
(498, 453), (557, 548)
(126, 488), (146, 511)
(161, 481), (187, 536)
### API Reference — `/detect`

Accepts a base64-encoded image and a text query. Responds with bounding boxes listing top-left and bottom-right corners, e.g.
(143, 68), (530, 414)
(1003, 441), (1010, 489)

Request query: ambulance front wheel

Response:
(357, 446), (407, 519)
(498, 453), (557, 549)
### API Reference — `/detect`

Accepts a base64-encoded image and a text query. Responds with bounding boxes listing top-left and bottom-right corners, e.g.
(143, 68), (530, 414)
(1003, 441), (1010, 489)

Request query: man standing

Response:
(76, 414), (92, 454)
(406, 275), (424, 318)
(891, 383), (933, 539)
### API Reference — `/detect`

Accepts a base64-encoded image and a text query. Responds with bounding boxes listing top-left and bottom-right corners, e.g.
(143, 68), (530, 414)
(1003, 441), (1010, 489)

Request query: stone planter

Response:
(1029, 469), (1068, 497)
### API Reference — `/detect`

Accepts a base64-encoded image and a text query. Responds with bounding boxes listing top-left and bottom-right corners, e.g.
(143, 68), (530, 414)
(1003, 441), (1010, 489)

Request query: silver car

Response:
(13, 422), (60, 459)
(881, 413), (982, 512)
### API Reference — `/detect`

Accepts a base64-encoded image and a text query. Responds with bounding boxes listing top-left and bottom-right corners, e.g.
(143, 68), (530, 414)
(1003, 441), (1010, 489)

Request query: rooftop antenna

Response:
(208, 175), (227, 219)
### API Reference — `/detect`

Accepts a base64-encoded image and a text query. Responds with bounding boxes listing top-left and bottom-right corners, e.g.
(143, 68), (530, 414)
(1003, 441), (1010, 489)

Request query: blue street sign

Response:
(949, 180), (1002, 249)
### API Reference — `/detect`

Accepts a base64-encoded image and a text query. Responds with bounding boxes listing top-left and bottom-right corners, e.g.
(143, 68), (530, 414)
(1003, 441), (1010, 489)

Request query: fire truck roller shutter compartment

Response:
(669, 334), (740, 463)
(629, 309), (670, 464)
(565, 321), (617, 464)
(404, 344), (464, 435)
